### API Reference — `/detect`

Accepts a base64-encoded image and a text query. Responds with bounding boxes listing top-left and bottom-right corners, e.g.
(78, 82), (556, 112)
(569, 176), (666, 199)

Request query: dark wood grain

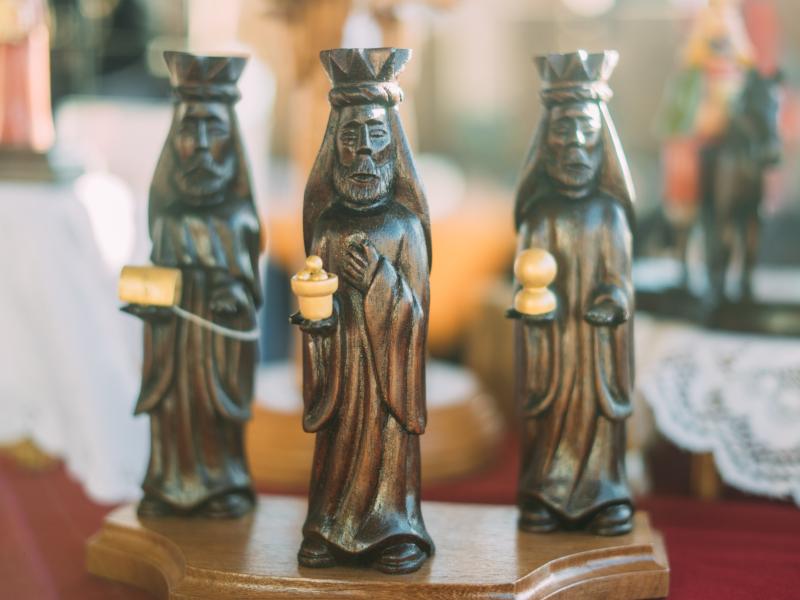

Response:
(289, 47), (433, 574)
(510, 50), (637, 536)
(122, 51), (262, 519)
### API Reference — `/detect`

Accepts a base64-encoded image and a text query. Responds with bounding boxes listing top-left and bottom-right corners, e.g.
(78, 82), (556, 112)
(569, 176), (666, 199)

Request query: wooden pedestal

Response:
(87, 495), (669, 599)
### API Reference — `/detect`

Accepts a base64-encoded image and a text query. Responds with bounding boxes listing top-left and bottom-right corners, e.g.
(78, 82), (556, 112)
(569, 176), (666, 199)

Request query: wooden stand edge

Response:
(87, 495), (669, 600)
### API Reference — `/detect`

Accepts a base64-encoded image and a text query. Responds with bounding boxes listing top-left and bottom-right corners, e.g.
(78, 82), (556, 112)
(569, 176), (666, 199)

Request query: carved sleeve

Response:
(517, 218), (561, 418)
(590, 202), (634, 421)
(301, 234), (343, 432)
(364, 217), (429, 434)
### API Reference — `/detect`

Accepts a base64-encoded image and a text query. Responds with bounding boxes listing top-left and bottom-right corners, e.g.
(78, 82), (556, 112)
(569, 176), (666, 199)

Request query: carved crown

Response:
(320, 48), (411, 87)
(164, 51), (246, 101)
(535, 50), (618, 88)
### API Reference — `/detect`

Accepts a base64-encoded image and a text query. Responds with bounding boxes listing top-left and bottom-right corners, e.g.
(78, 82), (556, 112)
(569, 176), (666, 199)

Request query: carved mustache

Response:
(345, 156), (380, 180)
(182, 152), (231, 178)
(562, 147), (592, 167)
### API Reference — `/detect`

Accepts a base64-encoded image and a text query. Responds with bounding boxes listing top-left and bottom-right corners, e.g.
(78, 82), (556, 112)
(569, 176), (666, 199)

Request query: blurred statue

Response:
(655, 0), (782, 310)
(509, 50), (636, 536)
(700, 68), (782, 306)
(290, 47), (434, 574)
(0, 0), (55, 178)
(123, 52), (262, 519)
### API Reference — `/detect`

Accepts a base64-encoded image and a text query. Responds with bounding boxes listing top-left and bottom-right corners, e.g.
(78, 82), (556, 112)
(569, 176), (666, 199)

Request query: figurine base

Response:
(87, 495), (669, 599)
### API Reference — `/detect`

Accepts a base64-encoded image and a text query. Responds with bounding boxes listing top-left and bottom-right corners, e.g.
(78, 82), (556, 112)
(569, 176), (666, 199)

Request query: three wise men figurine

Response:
(121, 51), (262, 519)
(509, 50), (636, 536)
(290, 47), (434, 574)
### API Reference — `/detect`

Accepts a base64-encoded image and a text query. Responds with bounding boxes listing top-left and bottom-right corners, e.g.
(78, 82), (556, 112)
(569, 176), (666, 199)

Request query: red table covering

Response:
(2, 440), (799, 600)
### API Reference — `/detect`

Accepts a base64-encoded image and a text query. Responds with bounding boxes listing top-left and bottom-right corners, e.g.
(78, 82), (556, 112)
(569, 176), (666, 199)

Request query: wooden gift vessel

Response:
(87, 495), (669, 599)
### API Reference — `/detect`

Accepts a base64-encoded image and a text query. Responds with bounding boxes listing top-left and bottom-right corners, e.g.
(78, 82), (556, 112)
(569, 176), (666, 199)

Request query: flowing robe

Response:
(136, 198), (261, 509)
(301, 198), (433, 556)
(516, 190), (634, 521)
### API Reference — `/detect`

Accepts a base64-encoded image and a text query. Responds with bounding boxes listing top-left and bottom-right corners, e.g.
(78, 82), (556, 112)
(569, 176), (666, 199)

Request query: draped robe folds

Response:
(516, 191), (634, 521)
(136, 198), (261, 509)
(301, 198), (433, 556)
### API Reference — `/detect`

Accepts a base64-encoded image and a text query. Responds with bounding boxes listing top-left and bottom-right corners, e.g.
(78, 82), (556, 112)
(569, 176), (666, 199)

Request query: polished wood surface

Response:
(87, 495), (669, 599)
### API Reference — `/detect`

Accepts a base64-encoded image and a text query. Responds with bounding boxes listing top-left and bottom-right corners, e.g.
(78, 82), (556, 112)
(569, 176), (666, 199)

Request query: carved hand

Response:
(289, 310), (336, 335)
(584, 299), (629, 327)
(506, 307), (556, 325)
(120, 304), (173, 322)
(342, 239), (381, 293)
(210, 280), (251, 316)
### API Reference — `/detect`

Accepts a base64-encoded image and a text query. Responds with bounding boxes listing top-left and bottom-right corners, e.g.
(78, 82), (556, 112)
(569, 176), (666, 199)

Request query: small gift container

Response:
(291, 256), (339, 321)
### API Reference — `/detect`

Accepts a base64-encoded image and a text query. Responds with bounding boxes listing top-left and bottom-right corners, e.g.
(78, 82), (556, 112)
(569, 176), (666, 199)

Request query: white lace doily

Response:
(637, 316), (800, 505)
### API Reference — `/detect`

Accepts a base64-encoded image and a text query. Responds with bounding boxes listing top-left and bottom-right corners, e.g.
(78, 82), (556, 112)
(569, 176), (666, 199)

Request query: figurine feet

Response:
(588, 503), (634, 536)
(518, 500), (559, 533)
(298, 537), (337, 568)
(373, 542), (427, 575)
(137, 495), (174, 518)
(201, 492), (253, 519)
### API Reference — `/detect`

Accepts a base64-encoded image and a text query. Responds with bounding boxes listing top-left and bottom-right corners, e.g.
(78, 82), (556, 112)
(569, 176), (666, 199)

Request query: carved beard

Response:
(333, 155), (395, 206)
(172, 150), (237, 204)
(546, 145), (602, 192)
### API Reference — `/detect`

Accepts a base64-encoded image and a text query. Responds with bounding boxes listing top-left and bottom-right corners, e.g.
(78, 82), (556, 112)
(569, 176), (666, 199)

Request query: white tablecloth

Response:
(0, 181), (147, 503)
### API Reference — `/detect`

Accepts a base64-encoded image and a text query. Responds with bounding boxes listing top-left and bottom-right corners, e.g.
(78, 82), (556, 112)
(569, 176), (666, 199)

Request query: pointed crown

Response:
(321, 47), (410, 86)
(164, 51), (247, 103)
(535, 50), (618, 105)
(320, 48), (410, 107)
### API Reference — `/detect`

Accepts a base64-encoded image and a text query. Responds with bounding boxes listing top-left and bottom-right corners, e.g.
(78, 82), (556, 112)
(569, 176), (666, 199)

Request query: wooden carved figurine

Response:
(121, 51), (262, 519)
(290, 47), (434, 574)
(509, 50), (636, 536)
(700, 68), (782, 307)
(656, 0), (782, 306)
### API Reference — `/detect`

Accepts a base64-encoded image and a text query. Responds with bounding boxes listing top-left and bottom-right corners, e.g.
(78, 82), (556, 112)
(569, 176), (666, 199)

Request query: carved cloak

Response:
(300, 198), (433, 556)
(515, 191), (634, 520)
(136, 198), (261, 509)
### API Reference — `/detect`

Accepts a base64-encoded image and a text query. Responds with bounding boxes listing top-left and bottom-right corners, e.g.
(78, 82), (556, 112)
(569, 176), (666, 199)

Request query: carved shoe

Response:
(518, 501), (559, 533)
(137, 495), (174, 518)
(201, 492), (253, 519)
(587, 503), (633, 536)
(373, 542), (427, 574)
(298, 537), (336, 568)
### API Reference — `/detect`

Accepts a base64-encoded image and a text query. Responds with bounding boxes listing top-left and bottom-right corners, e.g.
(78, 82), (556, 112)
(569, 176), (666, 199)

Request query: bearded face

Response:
(171, 101), (237, 204)
(545, 102), (603, 193)
(333, 104), (396, 205)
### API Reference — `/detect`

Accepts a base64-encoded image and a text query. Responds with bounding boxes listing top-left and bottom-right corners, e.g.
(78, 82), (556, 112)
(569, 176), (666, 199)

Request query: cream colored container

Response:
(119, 266), (182, 307)
(291, 256), (338, 321)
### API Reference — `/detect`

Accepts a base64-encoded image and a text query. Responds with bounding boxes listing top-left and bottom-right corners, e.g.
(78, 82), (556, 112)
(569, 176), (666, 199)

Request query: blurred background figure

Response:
(0, 0), (54, 151)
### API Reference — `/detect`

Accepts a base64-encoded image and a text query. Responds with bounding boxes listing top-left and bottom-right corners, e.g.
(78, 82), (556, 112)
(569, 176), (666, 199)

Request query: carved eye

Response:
(178, 124), (195, 137)
(208, 124), (229, 137)
(369, 128), (387, 139)
(340, 131), (357, 145)
(552, 123), (570, 135)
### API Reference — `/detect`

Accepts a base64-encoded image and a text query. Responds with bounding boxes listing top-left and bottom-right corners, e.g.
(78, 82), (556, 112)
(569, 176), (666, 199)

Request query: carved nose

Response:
(196, 122), (210, 149)
(356, 125), (372, 155)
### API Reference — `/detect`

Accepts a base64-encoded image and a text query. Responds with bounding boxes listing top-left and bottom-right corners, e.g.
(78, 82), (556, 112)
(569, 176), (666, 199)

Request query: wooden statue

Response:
(290, 47), (433, 574)
(0, 0), (54, 153)
(509, 50), (636, 536)
(700, 68), (782, 307)
(655, 0), (782, 307)
(121, 51), (262, 519)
